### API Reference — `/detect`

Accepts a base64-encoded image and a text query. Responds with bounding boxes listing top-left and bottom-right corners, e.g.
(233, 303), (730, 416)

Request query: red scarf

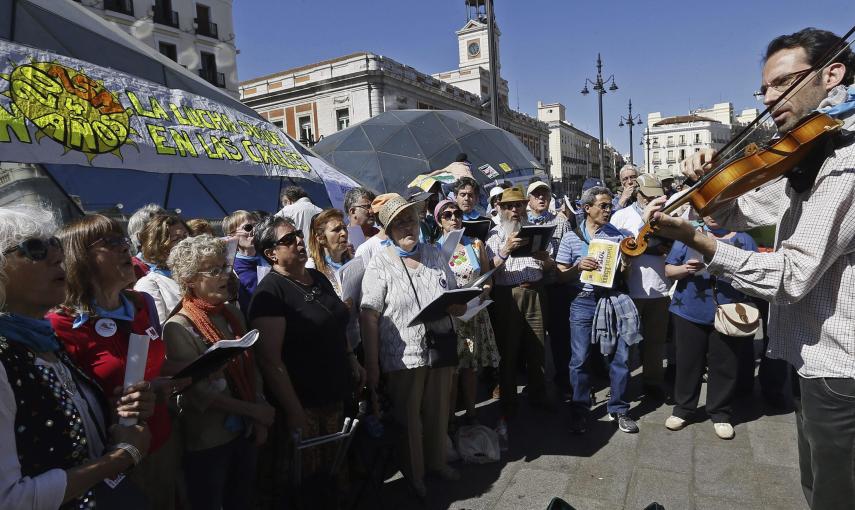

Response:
(179, 296), (256, 402)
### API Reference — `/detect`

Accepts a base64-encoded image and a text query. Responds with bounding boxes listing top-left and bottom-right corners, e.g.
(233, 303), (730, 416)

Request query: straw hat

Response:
(378, 194), (422, 229)
(498, 186), (527, 204)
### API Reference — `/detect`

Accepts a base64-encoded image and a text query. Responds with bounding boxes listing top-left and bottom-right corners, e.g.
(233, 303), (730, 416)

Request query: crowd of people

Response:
(0, 26), (852, 510)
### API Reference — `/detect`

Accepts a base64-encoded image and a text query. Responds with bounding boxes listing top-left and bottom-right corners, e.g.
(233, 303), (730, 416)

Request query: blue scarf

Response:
(817, 84), (855, 119)
(324, 255), (346, 271)
(0, 313), (60, 352)
(705, 226), (731, 236)
(462, 210), (481, 221)
(394, 242), (420, 258)
(72, 293), (136, 329)
(146, 263), (172, 278)
(528, 210), (553, 225)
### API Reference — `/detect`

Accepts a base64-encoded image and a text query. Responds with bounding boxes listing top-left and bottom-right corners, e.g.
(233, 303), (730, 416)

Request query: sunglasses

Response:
(234, 223), (255, 234)
(440, 209), (463, 220)
(89, 236), (131, 249)
(274, 230), (304, 247)
(199, 264), (233, 278)
(3, 236), (62, 261)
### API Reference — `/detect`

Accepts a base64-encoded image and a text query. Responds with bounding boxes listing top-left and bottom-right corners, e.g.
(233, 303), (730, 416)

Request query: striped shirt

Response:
(706, 131), (855, 379)
(555, 222), (625, 292)
(486, 226), (543, 286)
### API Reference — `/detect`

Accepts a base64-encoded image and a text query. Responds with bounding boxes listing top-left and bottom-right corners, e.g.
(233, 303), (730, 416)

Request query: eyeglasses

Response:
(89, 236), (131, 250)
(753, 68), (813, 100)
(232, 223), (255, 235)
(499, 201), (527, 210)
(440, 210), (463, 220)
(198, 264), (233, 278)
(352, 204), (371, 212)
(273, 230), (304, 247)
(591, 202), (613, 211)
(3, 237), (62, 261)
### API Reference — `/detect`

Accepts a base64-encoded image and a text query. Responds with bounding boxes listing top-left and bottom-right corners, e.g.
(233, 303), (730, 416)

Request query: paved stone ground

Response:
(352, 375), (808, 510)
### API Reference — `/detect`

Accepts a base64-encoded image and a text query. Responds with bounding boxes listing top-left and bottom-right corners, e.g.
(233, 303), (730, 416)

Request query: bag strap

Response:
(397, 253), (455, 331)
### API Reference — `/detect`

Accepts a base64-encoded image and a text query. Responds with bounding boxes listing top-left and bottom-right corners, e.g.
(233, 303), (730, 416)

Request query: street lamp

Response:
(618, 99), (642, 165)
(640, 127), (652, 173)
(581, 53), (618, 184)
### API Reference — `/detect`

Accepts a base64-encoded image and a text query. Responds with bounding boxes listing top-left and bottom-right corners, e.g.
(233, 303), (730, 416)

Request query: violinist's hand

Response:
(681, 148), (717, 181)
(651, 212), (702, 245)
(642, 196), (667, 223)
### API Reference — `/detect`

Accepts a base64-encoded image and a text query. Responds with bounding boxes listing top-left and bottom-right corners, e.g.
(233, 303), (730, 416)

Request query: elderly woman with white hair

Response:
(162, 234), (272, 510)
(127, 203), (166, 280)
(360, 194), (467, 499)
(0, 204), (155, 509)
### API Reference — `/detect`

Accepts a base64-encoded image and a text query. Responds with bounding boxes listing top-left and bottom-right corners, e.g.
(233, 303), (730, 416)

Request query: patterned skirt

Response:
(454, 308), (500, 370)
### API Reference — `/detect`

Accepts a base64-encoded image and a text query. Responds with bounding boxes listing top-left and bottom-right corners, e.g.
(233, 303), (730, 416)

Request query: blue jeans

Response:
(569, 292), (630, 415)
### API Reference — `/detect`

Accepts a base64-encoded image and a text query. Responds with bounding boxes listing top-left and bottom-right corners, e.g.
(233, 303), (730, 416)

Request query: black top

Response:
(247, 268), (351, 408)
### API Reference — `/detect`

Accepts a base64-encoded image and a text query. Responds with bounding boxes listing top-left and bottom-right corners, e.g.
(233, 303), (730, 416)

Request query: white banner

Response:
(0, 40), (316, 179)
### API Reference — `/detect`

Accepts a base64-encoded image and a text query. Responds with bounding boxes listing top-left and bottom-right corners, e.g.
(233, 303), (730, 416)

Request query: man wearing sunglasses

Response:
(649, 28), (855, 510)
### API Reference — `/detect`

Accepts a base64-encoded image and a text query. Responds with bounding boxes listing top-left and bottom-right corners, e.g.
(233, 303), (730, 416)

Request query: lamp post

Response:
(581, 53), (618, 184)
(640, 127), (652, 173)
(619, 99), (642, 165)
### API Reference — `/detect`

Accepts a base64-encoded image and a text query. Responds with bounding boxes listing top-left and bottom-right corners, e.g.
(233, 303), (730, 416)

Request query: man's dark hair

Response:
(453, 176), (480, 196)
(343, 187), (376, 214)
(765, 28), (855, 86)
(281, 185), (308, 205)
(455, 153), (468, 162)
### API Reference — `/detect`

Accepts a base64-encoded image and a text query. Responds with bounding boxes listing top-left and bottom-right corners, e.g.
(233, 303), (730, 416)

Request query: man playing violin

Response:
(648, 28), (855, 510)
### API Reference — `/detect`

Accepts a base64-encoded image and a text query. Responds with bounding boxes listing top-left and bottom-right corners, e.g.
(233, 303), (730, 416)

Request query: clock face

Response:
(468, 42), (480, 57)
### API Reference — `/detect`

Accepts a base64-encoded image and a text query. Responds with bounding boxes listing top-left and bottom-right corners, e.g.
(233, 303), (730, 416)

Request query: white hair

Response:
(167, 234), (226, 295)
(0, 204), (58, 310)
(128, 203), (166, 252)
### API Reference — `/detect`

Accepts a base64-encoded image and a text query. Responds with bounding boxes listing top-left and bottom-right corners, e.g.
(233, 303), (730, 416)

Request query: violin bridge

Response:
(743, 143), (759, 157)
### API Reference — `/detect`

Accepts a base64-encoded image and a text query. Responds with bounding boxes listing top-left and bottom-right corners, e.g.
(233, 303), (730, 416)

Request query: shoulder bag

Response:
(399, 256), (459, 368)
(711, 277), (760, 338)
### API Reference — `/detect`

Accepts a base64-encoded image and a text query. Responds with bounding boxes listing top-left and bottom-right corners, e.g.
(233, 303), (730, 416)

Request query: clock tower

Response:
(457, 1), (500, 75)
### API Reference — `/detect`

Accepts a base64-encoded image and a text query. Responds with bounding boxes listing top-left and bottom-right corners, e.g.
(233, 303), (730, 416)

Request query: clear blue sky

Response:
(234, 0), (852, 160)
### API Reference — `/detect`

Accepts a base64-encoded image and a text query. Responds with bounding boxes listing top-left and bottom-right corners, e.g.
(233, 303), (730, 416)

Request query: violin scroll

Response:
(620, 236), (647, 258)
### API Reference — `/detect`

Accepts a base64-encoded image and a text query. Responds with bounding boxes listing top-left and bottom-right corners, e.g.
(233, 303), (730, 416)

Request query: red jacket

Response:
(48, 290), (172, 452)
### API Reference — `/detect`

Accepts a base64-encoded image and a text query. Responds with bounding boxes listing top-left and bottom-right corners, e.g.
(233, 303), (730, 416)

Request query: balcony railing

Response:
(199, 69), (225, 88)
(195, 19), (219, 39)
(154, 9), (180, 28)
(104, 0), (134, 16)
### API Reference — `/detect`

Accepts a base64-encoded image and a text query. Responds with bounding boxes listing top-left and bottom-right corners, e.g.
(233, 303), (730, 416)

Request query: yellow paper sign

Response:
(499, 162), (512, 173)
(580, 239), (620, 288)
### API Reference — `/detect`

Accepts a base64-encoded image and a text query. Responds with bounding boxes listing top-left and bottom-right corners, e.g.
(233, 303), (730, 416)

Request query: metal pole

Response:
(596, 54), (606, 184)
(628, 100), (634, 165)
(485, 0), (500, 127)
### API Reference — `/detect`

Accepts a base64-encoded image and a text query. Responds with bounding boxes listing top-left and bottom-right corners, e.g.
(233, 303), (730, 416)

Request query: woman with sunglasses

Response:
(47, 214), (185, 509)
(162, 235), (272, 510)
(434, 200), (499, 425)
(248, 216), (362, 507)
(0, 205), (156, 509)
(134, 214), (189, 325)
(360, 195), (467, 499)
(223, 210), (268, 314)
(306, 209), (352, 297)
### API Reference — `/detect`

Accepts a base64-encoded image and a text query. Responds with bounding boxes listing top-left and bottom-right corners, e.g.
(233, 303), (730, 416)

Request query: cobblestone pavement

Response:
(353, 378), (807, 510)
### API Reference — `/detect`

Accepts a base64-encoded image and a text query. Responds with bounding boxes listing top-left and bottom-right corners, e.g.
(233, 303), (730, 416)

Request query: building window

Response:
(158, 42), (177, 62)
(667, 150), (674, 163)
(198, 51), (225, 87)
(667, 136), (674, 147)
(336, 109), (350, 131)
(694, 133), (702, 144)
(679, 135), (686, 145)
(679, 149), (686, 160)
(298, 116), (313, 145)
(416, 101), (436, 110)
(153, 0), (179, 28)
(104, 0), (134, 15)
(195, 4), (219, 39)
(272, 120), (284, 129)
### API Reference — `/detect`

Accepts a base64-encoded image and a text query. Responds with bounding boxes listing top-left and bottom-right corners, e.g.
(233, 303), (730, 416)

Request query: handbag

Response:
(711, 277), (760, 338)
(399, 256), (459, 368)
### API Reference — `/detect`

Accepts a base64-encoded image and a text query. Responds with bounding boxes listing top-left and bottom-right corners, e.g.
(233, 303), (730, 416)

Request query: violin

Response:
(619, 112), (843, 257)
(620, 24), (855, 258)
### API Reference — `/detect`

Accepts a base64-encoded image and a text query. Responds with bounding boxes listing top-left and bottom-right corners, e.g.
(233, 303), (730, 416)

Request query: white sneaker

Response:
(714, 422), (735, 440)
(665, 415), (687, 431)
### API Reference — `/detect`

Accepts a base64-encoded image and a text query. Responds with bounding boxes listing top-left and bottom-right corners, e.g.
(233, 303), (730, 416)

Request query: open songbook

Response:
(172, 329), (259, 384)
(510, 224), (557, 257)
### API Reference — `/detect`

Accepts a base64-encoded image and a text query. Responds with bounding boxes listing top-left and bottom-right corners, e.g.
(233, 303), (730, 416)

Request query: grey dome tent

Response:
(312, 110), (547, 194)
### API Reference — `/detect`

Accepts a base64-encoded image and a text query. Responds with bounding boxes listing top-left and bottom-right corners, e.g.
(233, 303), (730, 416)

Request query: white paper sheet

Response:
(459, 297), (493, 322)
(440, 228), (464, 265)
(118, 333), (150, 426)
